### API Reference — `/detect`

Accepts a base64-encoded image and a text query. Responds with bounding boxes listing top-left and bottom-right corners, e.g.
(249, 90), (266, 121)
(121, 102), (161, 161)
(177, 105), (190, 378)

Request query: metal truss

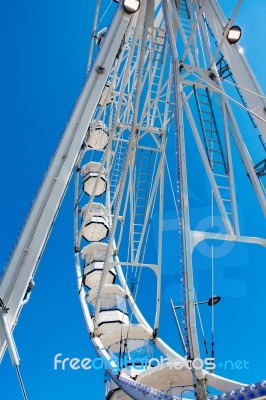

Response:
(1, 1), (266, 400)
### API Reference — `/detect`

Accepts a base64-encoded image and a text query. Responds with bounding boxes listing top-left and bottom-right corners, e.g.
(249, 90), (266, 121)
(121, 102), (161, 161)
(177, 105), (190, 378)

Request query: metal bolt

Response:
(96, 66), (105, 74)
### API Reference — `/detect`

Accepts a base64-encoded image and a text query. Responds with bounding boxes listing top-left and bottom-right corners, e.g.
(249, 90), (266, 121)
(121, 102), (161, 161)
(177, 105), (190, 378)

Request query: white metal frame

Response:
(0, 1), (134, 362)
(1, 1), (266, 400)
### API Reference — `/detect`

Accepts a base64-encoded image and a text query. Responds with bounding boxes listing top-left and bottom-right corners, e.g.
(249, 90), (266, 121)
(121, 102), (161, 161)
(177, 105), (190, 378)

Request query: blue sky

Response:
(0, 1), (266, 399)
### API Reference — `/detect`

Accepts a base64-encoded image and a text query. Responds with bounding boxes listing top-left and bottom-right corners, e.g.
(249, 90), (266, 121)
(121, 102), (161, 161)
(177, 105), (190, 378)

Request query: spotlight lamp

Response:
(227, 25), (242, 44)
(123, 0), (141, 13)
(207, 295), (221, 306)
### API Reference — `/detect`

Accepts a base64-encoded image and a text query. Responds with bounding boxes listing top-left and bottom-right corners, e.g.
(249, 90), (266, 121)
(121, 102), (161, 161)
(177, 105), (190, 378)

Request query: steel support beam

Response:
(0, 2), (134, 363)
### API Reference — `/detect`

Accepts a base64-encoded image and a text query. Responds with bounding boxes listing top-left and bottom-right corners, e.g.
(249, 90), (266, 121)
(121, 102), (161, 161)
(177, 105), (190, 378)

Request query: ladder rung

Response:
(205, 129), (217, 133)
(211, 159), (225, 164)
(217, 186), (230, 190)
(213, 173), (228, 178)
(137, 189), (147, 193)
(202, 118), (214, 122)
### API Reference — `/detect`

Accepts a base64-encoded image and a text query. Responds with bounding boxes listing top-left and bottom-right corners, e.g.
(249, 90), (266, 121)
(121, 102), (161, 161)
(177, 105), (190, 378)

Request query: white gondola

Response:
(81, 202), (109, 242)
(98, 309), (129, 335)
(2, 2), (266, 400)
(81, 161), (107, 196)
(83, 262), (116, 288)
(85, 120), (109, 150)
(82, 243), (116, 289)
(98, 293), (129, 334)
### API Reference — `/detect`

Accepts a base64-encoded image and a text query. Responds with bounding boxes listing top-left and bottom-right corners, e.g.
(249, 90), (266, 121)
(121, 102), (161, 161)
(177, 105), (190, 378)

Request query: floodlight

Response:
(227, 25), (241, 44)
(123, 0), (140, 13)
(207, 295), (221, 306)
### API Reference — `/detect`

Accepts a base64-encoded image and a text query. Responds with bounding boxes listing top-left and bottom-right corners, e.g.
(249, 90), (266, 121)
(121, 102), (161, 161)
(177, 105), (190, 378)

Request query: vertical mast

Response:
(162, 0), (207, 398)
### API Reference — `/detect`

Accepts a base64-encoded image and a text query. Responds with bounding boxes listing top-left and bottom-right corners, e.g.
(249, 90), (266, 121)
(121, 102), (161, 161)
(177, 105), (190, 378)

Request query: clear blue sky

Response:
(0, 1), (265, 399)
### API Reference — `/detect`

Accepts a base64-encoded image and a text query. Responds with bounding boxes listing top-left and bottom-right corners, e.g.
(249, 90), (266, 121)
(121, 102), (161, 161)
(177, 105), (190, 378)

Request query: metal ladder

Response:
(133, 149), (152, 259)
(175, 0), (195, 61)
(138, 27), (167, 129)
(194, 86), (235, 221)
(109, 138), (129, 205)
(152, 28), (166, 64)
(150, 29), (165, 99)
(109, 37), (141, 205)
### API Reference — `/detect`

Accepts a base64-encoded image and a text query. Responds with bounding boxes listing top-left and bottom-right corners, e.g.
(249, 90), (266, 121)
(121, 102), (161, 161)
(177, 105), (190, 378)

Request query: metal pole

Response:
(87, 0), (101, 72)
(170, 299), (187, 354)
(174, 300), (208, 309)
(0, 310), (28, 400)
(0, 310), (20, 366)
(15, 366), (28, 400)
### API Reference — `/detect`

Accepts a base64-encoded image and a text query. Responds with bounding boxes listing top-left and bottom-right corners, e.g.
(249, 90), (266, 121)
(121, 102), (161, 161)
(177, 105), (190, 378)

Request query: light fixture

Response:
(123, 0), (140, 13)
(207, 295), (221, 306)
(173, 295), (221, 309)
(227, 25), (242, 44)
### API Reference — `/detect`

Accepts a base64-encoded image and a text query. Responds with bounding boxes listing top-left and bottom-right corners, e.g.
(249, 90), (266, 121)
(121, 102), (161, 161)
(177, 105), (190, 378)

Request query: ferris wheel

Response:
(0, 1), (266, 400)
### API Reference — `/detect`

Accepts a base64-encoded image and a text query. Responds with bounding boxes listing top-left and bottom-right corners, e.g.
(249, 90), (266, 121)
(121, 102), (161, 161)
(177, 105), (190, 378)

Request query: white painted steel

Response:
(0, 1), (134, 362)
(1, 1), (266, 400)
